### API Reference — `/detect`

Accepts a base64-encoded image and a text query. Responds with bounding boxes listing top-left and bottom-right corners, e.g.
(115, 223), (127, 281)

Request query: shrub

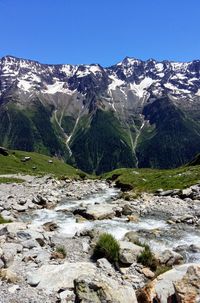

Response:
(56, 246), (67, 258)
(93, 233), (120, 263)
(137, 244), (158, 271)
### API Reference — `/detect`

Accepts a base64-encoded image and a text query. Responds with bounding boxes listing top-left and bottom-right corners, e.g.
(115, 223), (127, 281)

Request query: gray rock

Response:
(122, 204), (133, 215)
(74, 275), (137, 303)
(158, 249), (184, 266)
(22, 239), (38, 249)
(124, 231), (139, 244)
(27, 262), (97, 291)
(6, 222), (27, 234)
(158, 190), (176, 196)
(180, 188), (193, 198)
(12, 203), (28, 212)
(17, 231), (32, 240)
(80, 204), (116, 220)
(119, 241), (144, 264)
(2, 243), (23, 267)
(59, 289), (75, 302)
(43, 222), (58, 231)
(96, 258), (113, 272)
(32, 195), (47, 206)
(27, 272), (41, 287)
(8, 284), (20, 294)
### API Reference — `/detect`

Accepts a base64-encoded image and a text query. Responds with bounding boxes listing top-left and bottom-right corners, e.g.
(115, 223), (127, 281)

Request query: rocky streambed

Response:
(0, 175), (200, 302)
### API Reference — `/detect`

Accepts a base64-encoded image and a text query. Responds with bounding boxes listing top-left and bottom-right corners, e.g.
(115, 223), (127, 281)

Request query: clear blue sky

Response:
(0, 0), (200, 66)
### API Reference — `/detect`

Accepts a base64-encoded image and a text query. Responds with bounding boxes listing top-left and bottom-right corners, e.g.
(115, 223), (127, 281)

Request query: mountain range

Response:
(1, 55), (200, 174)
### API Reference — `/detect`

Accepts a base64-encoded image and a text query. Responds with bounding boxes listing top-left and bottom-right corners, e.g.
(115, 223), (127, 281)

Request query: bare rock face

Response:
(174, 265), (200, 303)
(74, 275), (138, 303)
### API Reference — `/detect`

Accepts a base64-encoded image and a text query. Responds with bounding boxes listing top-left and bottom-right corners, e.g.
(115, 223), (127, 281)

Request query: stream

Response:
(21, 183), (200, 264)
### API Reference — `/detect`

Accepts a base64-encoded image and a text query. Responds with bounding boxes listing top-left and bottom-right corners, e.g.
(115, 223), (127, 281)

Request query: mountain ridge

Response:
(1, 55), (200, 174)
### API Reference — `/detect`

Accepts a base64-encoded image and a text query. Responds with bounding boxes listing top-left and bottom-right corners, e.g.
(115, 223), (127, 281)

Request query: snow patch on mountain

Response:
(17, 79), (32, 92)
(155, 63), (164, 72)
(129, 77), (154, 98)
(108, 75), (124, 91)
(61, 65), (77, 77)
(44, 82), (74, 94)
(196, 89), (200, 96)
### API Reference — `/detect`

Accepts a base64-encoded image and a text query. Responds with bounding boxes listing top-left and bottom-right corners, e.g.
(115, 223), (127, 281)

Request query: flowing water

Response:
(21, 183), (200, 263)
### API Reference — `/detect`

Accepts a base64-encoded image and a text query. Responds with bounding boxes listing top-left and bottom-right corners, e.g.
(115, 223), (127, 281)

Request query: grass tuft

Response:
(55, 246), (67, 258)
(137, 244), (158, 271)
(93, 233), (120, 264)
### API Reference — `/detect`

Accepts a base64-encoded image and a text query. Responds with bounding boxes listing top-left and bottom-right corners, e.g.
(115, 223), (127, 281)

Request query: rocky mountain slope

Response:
(1, 55), (200, 173)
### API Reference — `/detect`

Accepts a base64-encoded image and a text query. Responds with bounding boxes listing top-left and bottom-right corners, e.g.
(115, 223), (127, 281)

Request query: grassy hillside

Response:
(0, 101), (68, 158)
(104, 165), (200, 194)
(70, 109), (136, 174)
(0, 150), (81, 178)
(137, 97), (200, 169)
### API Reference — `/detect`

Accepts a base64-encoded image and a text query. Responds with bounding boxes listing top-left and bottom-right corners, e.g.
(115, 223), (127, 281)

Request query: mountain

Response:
(1, 55), (200, 174)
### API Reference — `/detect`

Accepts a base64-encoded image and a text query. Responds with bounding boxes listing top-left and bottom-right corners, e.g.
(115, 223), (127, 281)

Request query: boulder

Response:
(124, 231), (139, 244)
(21, 239), (38, 249)
(81, 204), (116, 220)
(74, 275), (137, 303)
(32, 195), (47, 206)
(127, 214), (139, 222)
(136, 263), (197, 303)
(12, 203), (28, 212)
(158, 249), (184, 266)
(157, 190), (176, 197)
(17, 231), (32, 240)
(174, 265), (200, 302)
(96, 258), (114, 273)
(1, 243), (23, 267)
(43, 222), (58, 231)
(141, 267), (155, 279)
(122, 204), (134, 215)
(27, 262), (96, 292)
(59, 289), (75, 302)
(8, 284), (20, 294)
(6, 222), (27, 234)
(119, 241), (144, 264)
(179, 188), (193, 199)
(73, 207), (87, 216)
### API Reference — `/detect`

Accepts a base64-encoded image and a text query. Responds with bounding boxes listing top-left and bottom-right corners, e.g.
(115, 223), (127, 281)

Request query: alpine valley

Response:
(1, 55), (200, 174)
